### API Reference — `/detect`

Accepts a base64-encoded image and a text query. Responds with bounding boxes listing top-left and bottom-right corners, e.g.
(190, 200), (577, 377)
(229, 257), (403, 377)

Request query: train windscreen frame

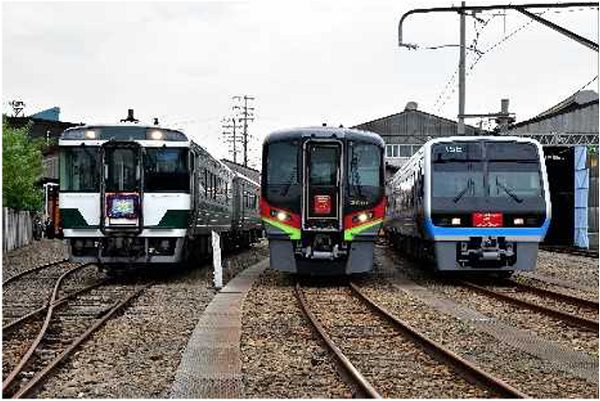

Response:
(263, 140), (302, 213)
(59, 146), (100, 192)
(431, 141), (544, 205)
(346, 141), (384, 212)
(144, 148), (190, 192)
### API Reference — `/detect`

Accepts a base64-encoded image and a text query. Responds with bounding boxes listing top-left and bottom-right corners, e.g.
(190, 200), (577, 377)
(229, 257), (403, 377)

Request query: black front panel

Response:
(431, 140), (546, 219)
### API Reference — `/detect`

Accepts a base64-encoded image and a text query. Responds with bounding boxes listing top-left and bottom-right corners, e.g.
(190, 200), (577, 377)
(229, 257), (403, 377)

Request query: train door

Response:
(100, 142), (142, 234)
(302, 141), (342, 231)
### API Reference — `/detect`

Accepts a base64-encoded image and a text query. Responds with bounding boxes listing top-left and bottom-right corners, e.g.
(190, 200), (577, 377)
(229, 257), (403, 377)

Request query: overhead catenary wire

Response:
(434, 9), (550, 114)
(432, 13), (496, 112)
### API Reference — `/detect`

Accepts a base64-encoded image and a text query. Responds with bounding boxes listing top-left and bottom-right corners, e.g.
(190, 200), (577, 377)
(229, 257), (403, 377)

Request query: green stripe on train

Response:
(60, 209), (92, 228)
(156, 210), (190, 228)
(344, 219), (383, 241)
(262, 217), (301, 240)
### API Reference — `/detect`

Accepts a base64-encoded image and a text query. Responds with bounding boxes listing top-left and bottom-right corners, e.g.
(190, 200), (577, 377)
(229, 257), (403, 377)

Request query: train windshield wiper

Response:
(495, 177), (523, 203)
(453, 178), (473, 203)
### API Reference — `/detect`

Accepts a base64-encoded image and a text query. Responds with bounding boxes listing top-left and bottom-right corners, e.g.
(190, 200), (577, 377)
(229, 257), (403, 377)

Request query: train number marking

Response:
(445, 146), (463, 153)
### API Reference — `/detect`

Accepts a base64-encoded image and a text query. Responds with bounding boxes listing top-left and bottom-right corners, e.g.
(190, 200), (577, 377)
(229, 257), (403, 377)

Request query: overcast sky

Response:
(2, 0), (598, 166)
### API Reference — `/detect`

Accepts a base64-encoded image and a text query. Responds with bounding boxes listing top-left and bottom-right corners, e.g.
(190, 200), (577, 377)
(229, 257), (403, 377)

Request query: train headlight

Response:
(84, 130), (97, 139)
(513, 218), (524, 226)
(352, 211), (373, 225)
(451, 217), (461, 226)
(276, 211), (288, 222)
(149, 130), (164, 140)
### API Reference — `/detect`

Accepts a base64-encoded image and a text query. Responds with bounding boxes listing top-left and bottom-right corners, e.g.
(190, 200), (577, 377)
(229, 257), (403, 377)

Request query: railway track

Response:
(2, 262), (149, 399)
(540, 245), (599, 259)
(460, 280), (599, 332)
(2, 258), (70, 287)
(295, 282), (526, 398)
(516, 271), (598, 294)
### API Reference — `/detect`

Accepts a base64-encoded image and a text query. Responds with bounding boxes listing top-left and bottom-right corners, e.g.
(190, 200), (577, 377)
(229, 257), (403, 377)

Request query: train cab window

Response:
(309, 146), (338, 185)
(105, 148), (138, 192)
(59, 147), (100, 192)
(431, 143), (484, 200)
(266, 142), (299, 185)
(349, 143), (381, 186)
(144, 148), (189, 192)
(432, 162), (484, 199)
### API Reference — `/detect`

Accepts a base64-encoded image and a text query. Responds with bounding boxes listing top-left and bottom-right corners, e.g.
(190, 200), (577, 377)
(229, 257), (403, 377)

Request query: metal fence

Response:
(3, 208), (33, 253)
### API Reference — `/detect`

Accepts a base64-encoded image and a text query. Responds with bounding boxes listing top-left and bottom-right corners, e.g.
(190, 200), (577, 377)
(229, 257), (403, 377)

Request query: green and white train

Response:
(59, 122), (261, 267)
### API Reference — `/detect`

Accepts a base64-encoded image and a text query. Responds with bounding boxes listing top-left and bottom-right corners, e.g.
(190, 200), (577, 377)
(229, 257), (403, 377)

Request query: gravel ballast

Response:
(30, 243), (267, 398)
(241, 269), (352, 398)
(374, 247), (598, 398)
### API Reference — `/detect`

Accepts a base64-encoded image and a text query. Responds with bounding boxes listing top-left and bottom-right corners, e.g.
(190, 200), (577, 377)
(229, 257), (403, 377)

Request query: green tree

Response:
(2, 117), (43, 211)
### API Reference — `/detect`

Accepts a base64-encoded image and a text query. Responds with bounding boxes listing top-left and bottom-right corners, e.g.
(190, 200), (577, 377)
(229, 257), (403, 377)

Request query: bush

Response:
(2, 117), (43, 211)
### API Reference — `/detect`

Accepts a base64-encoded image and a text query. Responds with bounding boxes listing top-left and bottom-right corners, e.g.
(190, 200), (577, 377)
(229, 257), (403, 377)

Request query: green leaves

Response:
(2, 117), (43, 211)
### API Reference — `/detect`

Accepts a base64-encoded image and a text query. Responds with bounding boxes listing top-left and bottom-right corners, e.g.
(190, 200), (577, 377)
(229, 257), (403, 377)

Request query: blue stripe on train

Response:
(425, 218), (551, 239)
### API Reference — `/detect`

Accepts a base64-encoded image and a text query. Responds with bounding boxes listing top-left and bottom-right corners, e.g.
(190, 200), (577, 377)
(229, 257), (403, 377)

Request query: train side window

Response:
(212, 174), (217, 200)
(203, 169), (208, 197)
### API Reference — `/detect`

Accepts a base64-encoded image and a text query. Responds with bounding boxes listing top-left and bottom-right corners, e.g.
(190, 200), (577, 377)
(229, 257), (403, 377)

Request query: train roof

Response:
(263, 127), (384, 146)
(424, 135), (542, 146)
(61, 124), (188, 141)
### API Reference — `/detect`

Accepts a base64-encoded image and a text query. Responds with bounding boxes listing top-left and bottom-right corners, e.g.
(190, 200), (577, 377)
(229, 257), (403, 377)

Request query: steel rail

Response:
(540, 245), (599, 258)
(349, 282), (527, 399)
(508, 279), (599, 309)
(12, 285), (149, 399)
(2, 263), (93, 395)
(294, 283), (382, 399)
(2, 280), (109, 332)
(2, 258), (70, 286)
(460, 281), (599, 332)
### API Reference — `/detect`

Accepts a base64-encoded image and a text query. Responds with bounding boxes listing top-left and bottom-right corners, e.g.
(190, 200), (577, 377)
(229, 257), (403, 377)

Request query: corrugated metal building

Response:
(504, 90), (599, 250)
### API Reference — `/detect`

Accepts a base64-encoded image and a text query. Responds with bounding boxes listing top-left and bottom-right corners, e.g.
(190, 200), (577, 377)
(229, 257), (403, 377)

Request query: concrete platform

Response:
(169, 259), (268, 398)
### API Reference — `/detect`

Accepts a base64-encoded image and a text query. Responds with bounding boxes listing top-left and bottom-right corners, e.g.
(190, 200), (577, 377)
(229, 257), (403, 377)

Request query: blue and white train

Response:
(385, 136), (551, 276)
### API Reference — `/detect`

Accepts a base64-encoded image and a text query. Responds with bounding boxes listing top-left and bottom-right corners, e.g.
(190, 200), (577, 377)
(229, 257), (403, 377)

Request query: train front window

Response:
(59, 147), (100, 192)
(144, 148), (189, 192)
(432, 162), (485, 200)
(348, 143), (382, 203)
(266, 142), (299, 186)
(105, 148), (138, 192)
(488, 162), (542, 200)
(309, 146), (338, 185)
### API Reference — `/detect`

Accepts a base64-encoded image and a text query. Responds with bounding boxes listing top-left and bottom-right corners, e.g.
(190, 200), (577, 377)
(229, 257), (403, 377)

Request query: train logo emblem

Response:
(314, 195), (331, 215)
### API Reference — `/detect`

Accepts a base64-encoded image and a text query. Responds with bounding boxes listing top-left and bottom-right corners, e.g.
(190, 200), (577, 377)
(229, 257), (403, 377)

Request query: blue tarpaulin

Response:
(574, 146), (589, 248)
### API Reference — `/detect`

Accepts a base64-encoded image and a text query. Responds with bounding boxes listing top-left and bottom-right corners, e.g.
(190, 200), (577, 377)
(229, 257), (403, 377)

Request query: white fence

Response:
(3, 208), (33, 253)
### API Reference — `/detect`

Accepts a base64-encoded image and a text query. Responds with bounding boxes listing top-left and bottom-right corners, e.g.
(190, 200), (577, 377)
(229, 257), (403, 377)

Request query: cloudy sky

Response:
(2, 0), (598, 166)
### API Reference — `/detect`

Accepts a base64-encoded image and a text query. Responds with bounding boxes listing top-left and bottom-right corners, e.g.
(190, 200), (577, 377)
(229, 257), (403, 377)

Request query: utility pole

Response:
(397, 2), (598, 133)
(233, 95), (255, 167)
(458, 1), (466, 135)
(8, 100), (25, 117)
(222, 116), (241, 163)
